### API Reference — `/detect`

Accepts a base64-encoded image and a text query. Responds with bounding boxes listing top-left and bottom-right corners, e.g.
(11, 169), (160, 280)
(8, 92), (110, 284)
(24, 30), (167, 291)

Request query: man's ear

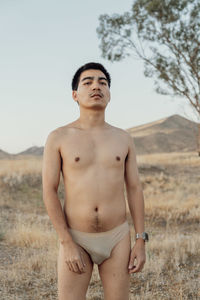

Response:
(72, 91), (79, 106)
(72, 90), (77, 100)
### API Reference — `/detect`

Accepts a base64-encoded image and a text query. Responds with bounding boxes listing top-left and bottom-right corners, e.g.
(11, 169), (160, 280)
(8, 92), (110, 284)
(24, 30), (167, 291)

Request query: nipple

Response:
(116, 156), (121, 161)
(75, 157), (80, 162)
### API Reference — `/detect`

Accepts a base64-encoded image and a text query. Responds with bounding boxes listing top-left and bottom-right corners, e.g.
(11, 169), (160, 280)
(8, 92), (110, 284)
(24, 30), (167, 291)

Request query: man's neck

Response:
(77, 109), (107, 130)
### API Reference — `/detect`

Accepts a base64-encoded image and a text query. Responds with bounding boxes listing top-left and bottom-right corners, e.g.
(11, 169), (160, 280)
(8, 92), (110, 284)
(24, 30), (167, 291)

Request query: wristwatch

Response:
(136, 232), (149, 242)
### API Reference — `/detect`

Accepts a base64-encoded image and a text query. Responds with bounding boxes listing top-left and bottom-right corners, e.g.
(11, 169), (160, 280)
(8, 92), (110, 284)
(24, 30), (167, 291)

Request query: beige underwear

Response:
(68, 220), (130, 265)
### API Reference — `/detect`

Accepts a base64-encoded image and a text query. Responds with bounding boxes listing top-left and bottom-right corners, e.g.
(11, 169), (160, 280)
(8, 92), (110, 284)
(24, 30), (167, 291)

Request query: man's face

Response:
(72, 69), (111, 109)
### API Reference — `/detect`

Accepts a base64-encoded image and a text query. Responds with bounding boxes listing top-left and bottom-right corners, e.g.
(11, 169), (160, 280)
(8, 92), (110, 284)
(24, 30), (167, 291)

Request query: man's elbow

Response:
(126, 181), (142, 193)
(43, 184), (58, 202)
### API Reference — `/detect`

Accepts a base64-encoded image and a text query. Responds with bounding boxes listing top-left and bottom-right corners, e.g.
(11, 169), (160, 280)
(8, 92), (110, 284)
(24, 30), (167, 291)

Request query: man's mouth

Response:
(90, 93), (103, 98)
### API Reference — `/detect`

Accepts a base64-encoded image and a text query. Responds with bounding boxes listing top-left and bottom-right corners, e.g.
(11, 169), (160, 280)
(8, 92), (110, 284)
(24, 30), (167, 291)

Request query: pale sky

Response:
(0, 0), (196, 154)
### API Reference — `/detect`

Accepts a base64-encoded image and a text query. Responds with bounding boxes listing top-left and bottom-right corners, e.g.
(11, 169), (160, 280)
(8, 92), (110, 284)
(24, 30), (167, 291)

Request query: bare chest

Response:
(60, 130), (128, 170)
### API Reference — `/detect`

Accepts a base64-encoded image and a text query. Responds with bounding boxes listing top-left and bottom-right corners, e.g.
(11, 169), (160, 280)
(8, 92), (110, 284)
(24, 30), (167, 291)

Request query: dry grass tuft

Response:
(6, 215), (57, 248)
(137, 151), (200, 166)
(0, 157), (42, 176)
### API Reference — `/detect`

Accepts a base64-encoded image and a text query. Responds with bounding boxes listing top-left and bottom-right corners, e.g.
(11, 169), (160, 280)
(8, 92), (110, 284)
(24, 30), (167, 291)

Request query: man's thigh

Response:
(57, 244), (94, 300)
(98, 231), (131, 300)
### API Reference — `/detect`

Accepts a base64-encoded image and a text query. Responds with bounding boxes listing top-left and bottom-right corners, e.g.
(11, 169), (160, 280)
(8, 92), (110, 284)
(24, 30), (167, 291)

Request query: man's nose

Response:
(92, 81), (101, 90)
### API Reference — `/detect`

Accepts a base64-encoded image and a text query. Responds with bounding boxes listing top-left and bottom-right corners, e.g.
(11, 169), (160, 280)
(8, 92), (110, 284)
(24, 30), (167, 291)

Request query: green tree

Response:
(97, 0), (200, 155)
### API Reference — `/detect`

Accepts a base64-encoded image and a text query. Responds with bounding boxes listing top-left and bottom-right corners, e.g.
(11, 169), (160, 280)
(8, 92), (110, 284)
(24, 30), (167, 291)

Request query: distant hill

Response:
(0, 146), (44, 159)
(0, 149), (12, 159)
(0, 114), (198, 158)
(17, 146), (44, 156)
(127, 114), (198, 154)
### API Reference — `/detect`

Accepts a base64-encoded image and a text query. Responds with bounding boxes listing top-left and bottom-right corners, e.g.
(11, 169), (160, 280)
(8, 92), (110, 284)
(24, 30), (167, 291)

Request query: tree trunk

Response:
(198, 123), (200, 157)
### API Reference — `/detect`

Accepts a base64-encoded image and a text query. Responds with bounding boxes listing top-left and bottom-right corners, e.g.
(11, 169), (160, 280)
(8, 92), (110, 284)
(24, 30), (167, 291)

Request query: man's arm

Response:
(124, 133), (146, 273)
(124, 134), (145, 237)
(42, 130), (73, 245)
(42, 130), (86, 274)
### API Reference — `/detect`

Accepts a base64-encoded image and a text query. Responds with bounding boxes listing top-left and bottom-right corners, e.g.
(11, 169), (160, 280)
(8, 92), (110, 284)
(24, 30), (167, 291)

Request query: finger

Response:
(77, 253), (86, 272)
(129, 262), (144, 274)
(80, 252), (86, 268)
(69, 261), (78, 273)
(129, 266), (140, 273)
(128, 265), (137, 273)
(77, 259), (86, 273)
(128, 256), (136, 270)
(67, 261), (73, 272)
(72, 261), (81, 273)
(65, 260), (70, 268)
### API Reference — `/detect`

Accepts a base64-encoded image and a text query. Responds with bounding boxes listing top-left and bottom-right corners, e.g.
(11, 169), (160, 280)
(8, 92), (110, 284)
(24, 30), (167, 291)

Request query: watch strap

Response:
(136, 232), (149, 242)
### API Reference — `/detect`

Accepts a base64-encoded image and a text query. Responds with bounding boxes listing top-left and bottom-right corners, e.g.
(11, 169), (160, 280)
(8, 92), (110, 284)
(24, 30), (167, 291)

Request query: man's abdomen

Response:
(63, 168), (127, 232)
(63, 192), (127, 233)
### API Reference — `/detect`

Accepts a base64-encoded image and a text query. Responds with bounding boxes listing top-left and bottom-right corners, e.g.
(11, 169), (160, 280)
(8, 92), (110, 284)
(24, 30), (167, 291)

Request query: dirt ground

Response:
(0, 152), (199, 299)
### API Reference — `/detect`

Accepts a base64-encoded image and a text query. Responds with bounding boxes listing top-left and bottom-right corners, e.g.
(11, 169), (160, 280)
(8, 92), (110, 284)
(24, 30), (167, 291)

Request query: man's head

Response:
(72, 62), (111, 109)
(72, 62), (111, 91)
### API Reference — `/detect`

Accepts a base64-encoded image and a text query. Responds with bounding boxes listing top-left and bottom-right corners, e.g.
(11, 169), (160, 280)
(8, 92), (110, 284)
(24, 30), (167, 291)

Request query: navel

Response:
(75, 156), (80, 162)
(116, 156), (121, 161)
(94, 207), (98, 212)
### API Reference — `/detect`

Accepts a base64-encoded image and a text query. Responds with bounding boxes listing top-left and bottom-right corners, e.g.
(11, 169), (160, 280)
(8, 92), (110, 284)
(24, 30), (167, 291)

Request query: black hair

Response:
(72, 62), (111, 91)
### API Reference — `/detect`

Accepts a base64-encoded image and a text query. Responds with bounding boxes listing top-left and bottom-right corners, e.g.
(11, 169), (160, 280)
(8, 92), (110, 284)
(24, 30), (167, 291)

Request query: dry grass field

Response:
(0, 152), (200, 300)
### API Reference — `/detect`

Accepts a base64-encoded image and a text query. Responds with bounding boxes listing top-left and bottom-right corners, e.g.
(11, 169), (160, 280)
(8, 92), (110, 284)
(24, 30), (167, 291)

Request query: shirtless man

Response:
(42, 62), (148, 300)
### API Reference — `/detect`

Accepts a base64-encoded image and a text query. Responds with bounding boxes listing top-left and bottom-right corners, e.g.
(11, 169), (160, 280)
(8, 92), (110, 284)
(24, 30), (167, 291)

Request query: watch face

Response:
(142, 232), (149, 241)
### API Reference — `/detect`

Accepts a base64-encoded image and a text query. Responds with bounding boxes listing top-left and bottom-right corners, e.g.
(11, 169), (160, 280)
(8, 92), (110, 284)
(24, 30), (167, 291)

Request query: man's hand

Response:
(61, 240), (86, 274)
(128, 240), (146, 274)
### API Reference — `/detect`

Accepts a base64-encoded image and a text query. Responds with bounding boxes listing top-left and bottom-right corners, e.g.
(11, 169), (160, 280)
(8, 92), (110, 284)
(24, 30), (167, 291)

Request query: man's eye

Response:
(84, 82), (91, 85)
(100, 82), (106, 85)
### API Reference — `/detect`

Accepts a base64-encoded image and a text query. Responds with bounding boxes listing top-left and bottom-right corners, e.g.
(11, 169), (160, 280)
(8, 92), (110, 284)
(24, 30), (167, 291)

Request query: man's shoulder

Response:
(109, 124), (131, 139)
(45, 124), (77, 152)
(48, 122), (77, 138)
